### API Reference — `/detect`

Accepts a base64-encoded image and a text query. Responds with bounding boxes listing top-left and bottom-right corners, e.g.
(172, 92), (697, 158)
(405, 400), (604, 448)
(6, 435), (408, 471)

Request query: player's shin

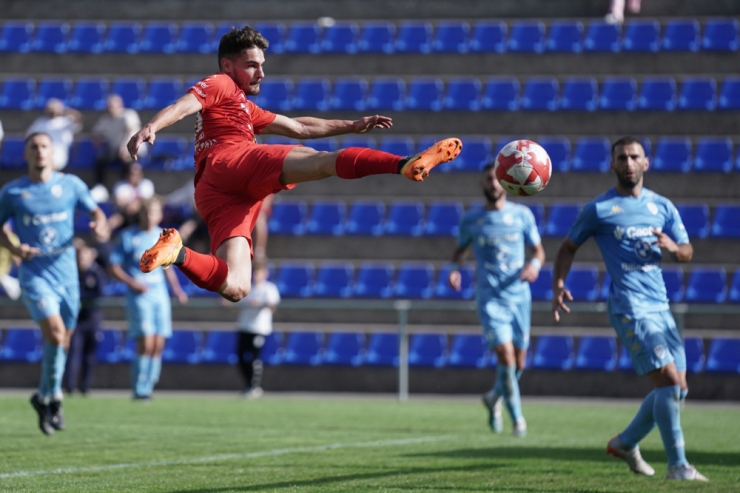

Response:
(496, 365), (523, 422)
(132, 355), (152, 397)
(149, 356), (162, 392)
(653, 385), (688, 467)
(40, 342), (66, 401)
(619, 390), (657, 447)
(335, 148), (400, 179)
(179, 248), (229, 292)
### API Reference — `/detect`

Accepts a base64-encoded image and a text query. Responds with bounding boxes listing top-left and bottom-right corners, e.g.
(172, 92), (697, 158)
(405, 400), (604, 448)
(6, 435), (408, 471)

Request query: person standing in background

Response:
(26, 99), (82, 171)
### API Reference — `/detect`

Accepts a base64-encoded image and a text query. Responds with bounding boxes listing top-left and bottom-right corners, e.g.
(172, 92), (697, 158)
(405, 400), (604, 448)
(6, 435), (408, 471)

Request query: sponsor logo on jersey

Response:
(21, 191), (31, 199)
(620, 262), (659, 272)
(502, 213), (513, 226)
(39, 226), (58, 247)
(610, 205), (623, 215)
(50, 184), (63, 198)
(23, 211), (69, 226)
(646, 202), (658, 215)
(653, 344), (667, 360)
(614, 225), (661, 240)
(633, 239), (653, 260)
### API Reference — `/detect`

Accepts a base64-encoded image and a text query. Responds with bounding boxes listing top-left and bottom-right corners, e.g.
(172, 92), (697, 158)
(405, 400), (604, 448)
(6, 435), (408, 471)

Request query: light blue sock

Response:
(495, 365), (523, 422)
(680, 388), (688, 402)
(39, 343), (65, 400)
(619, 390), (656, 448)
(516, 368), (523, 380)
(148, 357), (162, 394)
(131, 355), (151, 397)
(654, 385), (687, 467)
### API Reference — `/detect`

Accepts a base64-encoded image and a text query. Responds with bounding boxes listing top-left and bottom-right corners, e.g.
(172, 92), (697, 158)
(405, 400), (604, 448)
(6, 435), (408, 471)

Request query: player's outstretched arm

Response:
(164, 268), (188, 305)
(552, 239), (579, 322)
(88, 207), (110, 243)
(520, 243), (545, 282)
(262, 114), (392, 140)
(652, 228), (693, 263)
(107, 263), (148, 294)
(447, 246), (469, 292)
(127, 93), (203, 161)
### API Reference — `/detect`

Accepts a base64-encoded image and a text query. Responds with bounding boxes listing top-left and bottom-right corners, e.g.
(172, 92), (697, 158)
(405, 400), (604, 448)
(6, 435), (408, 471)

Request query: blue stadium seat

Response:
(447, 334), (489, 368)
(313, 263), (354, 298)
(364, 333), (398, 366)
(623, 20), (660, 52)
(539, 136), (571, 172)
(330, 77), (367, 111)
(565, 266), (600, 301)
(354, 262), (394, 298)
(342, 136), (376, 149)
(662, 20), (700, 52)
(202, 331), (238, 365)
(0, 136), (26, 168)
(253, 22), (286, 54)
(712, 204), (740, 238)
(618, 344), (634, 371)
(268, 201), (307, 235)
(139, 22), (177, 54)
(282, 332), (324, 366)
(638, 77), (676, 111)
(69, 137), (98, 169)
(162, 331), (202, 364)
(177, 21), (213, 54)
(530, 266), (554, 301)
(434, 264), (475, 300)
(67, 21), (105, 53)
(95, 329), (123, 364)
(0, 77), (35, 110)
(346, 201), (385, 236)
(469, 20), (506, 53)
(0, 328), (42, 362)
(702, 19), (739, 52)
(406, 78), (443, 111)
(144, 77), (183, 109)
(731, 270), (740, 303)
(395, 21), (432, 53)
(393, 263), (435, 299)
(694, 137), (733, 173)
(212, 22), (236, 51)
(685, 267), (727, 303)
(662, 266), (686, 303)
(34, 77), (72, 108)
(544, 203), (581, 237)
(379, 136), (415, 157)
(306, 200), (346, 236)
(321, 22), (359, 53)
(433, 21), (470, 53)
(652, 137), (692, 172)
(719, 77), (740, 110)
(600, 77), (637, 111)
(104, 22), (141, 53)
(385, 201), (425, 236)
(521, 77), (558, 111)
(508, 21), (544, 53)
(678, 78), (717, 110)
(423, 201), (463, 236)
(600, 271), (612, 301)
(111, 77), (146, 110)
(262, 332), (285, 366)
(585, 21), (620, 52)
(148, 135), (187, 169)
(31, 21), (69, 53)
(525, 202), (546, 230)
(575, 336), (617, 371)
(358, 21), (395, 54)
(705, 338), (740, 373)
(481, 78), (519, 111)
(572, 137), (610, 172)
(560, 77), (598, 112)
(304, 137), (338, 153)
(367, 77), (405, 111)
(69, 77), (109, 110)
(409, 333), (448, 367)
(0, 21), (33, 53)
(293, 78), (330, 111)
(284, 22), (321, 54)
(252, 78), (293, 112)
(454, 137), (491, 171)
(546, 20), (583, 52)
(276, 262), (314, 298)
(322, 332), (365, 366)
(531, 335), (575, 370)
(685, 337), (705, 373)
(443, 77), (481, 111)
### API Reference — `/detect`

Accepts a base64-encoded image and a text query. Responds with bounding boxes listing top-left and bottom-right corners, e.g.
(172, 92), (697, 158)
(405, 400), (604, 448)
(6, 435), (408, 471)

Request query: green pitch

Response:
(0, 394), (738, 492)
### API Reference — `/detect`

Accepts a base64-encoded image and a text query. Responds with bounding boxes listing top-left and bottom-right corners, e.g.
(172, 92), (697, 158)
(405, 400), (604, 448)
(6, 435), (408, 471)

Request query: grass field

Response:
(0, 393), (738, 492)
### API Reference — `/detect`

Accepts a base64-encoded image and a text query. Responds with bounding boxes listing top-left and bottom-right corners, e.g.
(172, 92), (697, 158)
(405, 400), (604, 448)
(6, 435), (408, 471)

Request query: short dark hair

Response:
(611, 136), (645, 156)
(217, 26), (269, 70)
(24, 132), (52, 145)
(482, 163), (495, 173)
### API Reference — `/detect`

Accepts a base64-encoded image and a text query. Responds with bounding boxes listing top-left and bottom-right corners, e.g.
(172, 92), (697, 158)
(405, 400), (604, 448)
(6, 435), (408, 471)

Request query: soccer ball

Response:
(494, 140), (552, 196)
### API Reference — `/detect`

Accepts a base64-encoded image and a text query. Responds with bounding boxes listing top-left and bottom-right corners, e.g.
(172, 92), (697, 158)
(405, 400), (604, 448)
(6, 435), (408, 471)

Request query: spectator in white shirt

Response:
(108, 162), (155, 231)
(26, 98), (82, 170)
(92, 95), (145, 187)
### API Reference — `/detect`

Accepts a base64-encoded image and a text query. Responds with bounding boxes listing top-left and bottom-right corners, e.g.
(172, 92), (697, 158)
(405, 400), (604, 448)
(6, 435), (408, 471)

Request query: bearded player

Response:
(127, 26), (461, 302)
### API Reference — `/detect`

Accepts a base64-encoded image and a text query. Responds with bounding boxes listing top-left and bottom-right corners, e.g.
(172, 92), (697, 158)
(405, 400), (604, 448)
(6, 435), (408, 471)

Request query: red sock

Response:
(178, 248), (229, 292)
(335, 147), (401, 179)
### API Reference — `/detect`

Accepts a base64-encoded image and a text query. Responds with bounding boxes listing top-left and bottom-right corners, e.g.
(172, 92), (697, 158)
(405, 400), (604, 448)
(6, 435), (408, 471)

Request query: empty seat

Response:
(321, 22), (359, 53)
(268, 200), (307, 235)
(406, 78), (443, 111)
(454, 136), (492, 171)
(623, 20), (660, 52)
(162, 331), (202, 364)
(330, 77), (368, 111)
(544, 203), (581, 237)
(560, 77), (598, 112)
(322, 332), (365, 366)
(584, 21), (620, 52)
(565, 266), (600, 301)
(34, 77), (72, 109)
(145, 77), (183, 109)
(0, 77), (35, 110)
(469, 20), (506, 53)
(600, 77), (637, 111)
(546, 20), (583, 52)
(481, 77), (520, 111)
(358, 21), (395, 54)
(202, 330), (238, 364)
(409, 333), (447, 367)
(104, 22), (141, 53)
(395, 21), (432, 53)
(385, 201), (424, 236)
(521, 77), (558, 111)
(67, 21), (105, 53)
(694, 137), (733, 173)
(95, 329), (123, 363)
(652, 137), (692, 172)
(148, 135), (187, 169)
(423, 201), (463, 236)
(684, 337), (705, 373)
(276, 262), (314, 298)
(539, 136), (571, 172)
(0, 21), (33, 53)
(393, 263), (435, 299)
(531, 335), (575, 370)
(719, 77), (740, 110)
(346, 201), (385, 236)
(261, 331), (284, 366)
(111, 77), (146, 110)
(313, 263), (353, 298)
(367, 77), (405, 111)
(292, 78), (330, 111)
(638, 77), (677, 111)
(685, 267), (727, 303)
(0, 136), (26, 168)
(0, 328), (42, 362)
(306, 200), (346, 236)
(304, 137), (338, 153)
(69, 77), (109, 110)
(702, 19), (739, 52)
(252, 78), (293, 112)
(525, 202), (546, 230)
(434, 264), (475, 300)
(448, 334), (488, 368)
(177, 21), (214, 54)
(572, 137), (610, 172)
(69, 137), (98, 169)
(678, 78), (716, 110)
(379, 136), (415, 157)
(712, 204), (740, 238)
(530, 266), (554, 301)
(662, 20), (699, 52)
(433, 20), (470, 53)
(731, 270), (740, 303)
(575, 336), (617, 371)
(705, 338), (740, 373)
(661, 266), (685, 302)
(282, 332), (323, 365)
(364, 333), (398, 366)
(443, 77), (481, 111)
(284, 22), (320, 54)
(354, 262), (394, 298)
(618, 344), (634, 371)
(508, 21), (544, 53)
(139, 22), (177, 53)
(31, 21), (69, 53)
(252, 22), (286, 54)
(600, 271), (612, 301)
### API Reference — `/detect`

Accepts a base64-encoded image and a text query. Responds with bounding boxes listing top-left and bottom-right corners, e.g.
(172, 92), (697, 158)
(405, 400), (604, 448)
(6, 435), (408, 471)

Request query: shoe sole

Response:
(139, 229), (182, 273)
(402, 138), (462, 182)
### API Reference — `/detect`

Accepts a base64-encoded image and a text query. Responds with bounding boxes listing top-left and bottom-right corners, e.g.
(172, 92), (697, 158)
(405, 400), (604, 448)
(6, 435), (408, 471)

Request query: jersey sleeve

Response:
(664, 200), (690, 245)
(267, 282), (281, 305)
(456, 212), (474, 249)
(521, 206), (541, 246)
(71, 175), (97, 213)
(246, 100), (277, 134)
(187, 74), (230, 110)
(567, 202), (597, 246)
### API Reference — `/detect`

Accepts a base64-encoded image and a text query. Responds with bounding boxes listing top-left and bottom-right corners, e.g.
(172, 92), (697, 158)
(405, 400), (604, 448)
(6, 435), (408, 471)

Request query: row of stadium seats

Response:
(5, 75), (740, 112)
(0, 19), (737, 55)
(1, 328), (738, 373)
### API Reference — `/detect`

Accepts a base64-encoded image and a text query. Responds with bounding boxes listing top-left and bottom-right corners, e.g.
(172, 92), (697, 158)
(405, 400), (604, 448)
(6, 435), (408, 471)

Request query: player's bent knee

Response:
(220, 280), (252, 303)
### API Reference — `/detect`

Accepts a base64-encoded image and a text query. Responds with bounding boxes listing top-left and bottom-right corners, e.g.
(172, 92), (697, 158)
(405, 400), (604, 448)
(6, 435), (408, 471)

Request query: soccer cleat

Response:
(513, 417), (527, 437)
(666, 464), (709, 481)
(607, 435), (655, 476)
(132, 394), (152, 402)
(400, 138), (462, 182)
(481, 390), (503, 433)
(48, 400), (65, 431)
(29, 393), (54, 436)
(139, 228), (182, 273)
(242, 387), (264, 400)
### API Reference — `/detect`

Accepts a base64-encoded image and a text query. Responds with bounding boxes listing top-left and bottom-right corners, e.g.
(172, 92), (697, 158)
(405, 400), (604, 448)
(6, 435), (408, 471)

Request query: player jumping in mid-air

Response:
(552, 136), (707, 481)
(127, 26), (461, 301)
(449, 164), (545, 437)
(0, 133), (109, 435)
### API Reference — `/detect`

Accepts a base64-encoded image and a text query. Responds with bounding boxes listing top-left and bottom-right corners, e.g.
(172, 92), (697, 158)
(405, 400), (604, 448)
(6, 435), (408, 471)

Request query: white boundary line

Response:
(0, 435), (455, 480)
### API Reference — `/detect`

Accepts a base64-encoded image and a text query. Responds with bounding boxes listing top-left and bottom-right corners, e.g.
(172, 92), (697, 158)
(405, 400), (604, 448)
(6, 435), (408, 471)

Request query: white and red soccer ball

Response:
(494, 140), (552, 196)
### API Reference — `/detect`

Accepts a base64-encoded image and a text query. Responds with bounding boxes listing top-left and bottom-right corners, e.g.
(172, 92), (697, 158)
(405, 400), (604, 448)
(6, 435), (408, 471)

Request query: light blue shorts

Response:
(125, 291), (172, 340)
(22, 279), (79, 329)
(608, 304), (686, 376)
(477, 298), (531, 350)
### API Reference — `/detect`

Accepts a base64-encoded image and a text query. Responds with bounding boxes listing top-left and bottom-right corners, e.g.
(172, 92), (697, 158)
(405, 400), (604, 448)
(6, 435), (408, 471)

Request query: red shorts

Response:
(194, 143), (298, 255)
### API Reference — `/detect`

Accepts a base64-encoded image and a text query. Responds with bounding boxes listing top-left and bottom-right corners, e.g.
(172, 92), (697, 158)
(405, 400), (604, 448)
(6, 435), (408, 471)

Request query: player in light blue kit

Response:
(0, 133), (108, 435)
(108, 196), (188, 400)
(449, 163), (545, 436)
(553, 137), (707, 481)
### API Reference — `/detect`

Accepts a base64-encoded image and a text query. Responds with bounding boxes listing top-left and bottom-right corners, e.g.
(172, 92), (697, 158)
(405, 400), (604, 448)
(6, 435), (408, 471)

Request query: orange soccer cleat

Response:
(400, 138), (462, 182)
(139, 228), (183, 273)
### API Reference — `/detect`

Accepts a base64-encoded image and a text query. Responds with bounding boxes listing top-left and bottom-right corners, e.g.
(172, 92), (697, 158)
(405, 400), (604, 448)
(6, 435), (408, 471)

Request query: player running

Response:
(552, 136), (707, 481)
(0, 133), (109, 435)
(448, 164), (544, 436)
(127, 26), (461, 301)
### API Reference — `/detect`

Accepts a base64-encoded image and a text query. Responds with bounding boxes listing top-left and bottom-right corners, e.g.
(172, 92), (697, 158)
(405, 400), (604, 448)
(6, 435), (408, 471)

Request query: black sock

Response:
(175, 247), (187, 266)
(397, 156), (411, 173)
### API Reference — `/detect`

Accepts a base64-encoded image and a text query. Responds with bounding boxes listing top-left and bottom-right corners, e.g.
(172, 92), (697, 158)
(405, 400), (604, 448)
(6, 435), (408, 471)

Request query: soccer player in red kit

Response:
(127, 26), (461, 302)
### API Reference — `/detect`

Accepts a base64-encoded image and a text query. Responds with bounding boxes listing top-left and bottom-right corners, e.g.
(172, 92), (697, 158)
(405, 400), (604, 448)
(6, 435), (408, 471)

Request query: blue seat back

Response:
(394, 263), (435, 299)
(544, 203), (580, 237)
(406, 77), (443, 111)
(653, 137), (692, 172)
(638, 77), (676, 111)
(685, 267), (727, 303)
(663, 20), (699, 52)
(162, 331), (202, 364)
(685, 337), (705, 373)
(623, 20), (660, 52)
(261, 332), (284, 365)
(481, 77), (519, 111)
(508, 21), (544, 53)
(323, 332), (365, 366)
(706, 338), (740, 373)
(395, 21), (432, 53)
(0, 21), (33, 53)
(573, 137), (610, 172)
(367, 77), (405, 111)
(70, 77), (109, 110)
(379, 136), (415, 157)
(435, 264), (475, 300)
(730, 270), (740, 303)
(676, 204), (709, 239)
(346, 201), (385, 236)
(539, 136), (571, 173)
(575, 336), (617, 371)
(530, 266), (554, 301)
(354, 263), (394, 298)
(561, 77), (597, 112)
(694, 138), (733, 173)
(34, 77), (72, 109)
(139, 22), (178, 53)
(448, 334), (488, 368)
(584, 21), (620, 52)
(546, 20), (583, 52)
(409, 333), (447, 367)
(385, 201), (425, 236)
(69, 137), (98, 169)
(423, 201), (463, 236)
(111, 77), (146, 110)
(719, 77), (740, 109)
(68, 22), (105, 53)
(454, 136), (491, 171)
(470, 20), (506, 53)
(313, 262), (354, 298)
(282, 332), (323, 365)
(330, 77), (368, 111)
(253, 22), (286, 54)
(145, 77), (183, 109)
(678, 78), (717, 110)
(293, 77), (330, 111)
(177, 21), (214, 54)
(444, 77), (481, 111)
(104, 22), (141, 53)
(565, 266), (600, 301)
(321, 22), (359, 53)
(521, 77), (558, 111)
(712, 204), (740, 238)
(358, 21), (395, 53)
(433, 21), (470, 53)
(285, 22), (320, 54)
(0, 77), (35, 110)
(268, 201), (307, 235)
(600, 77), (637, 111)
(306, 200), (346, 236)
(202, 331), (238, 364)
(1, 328), (42, 362)
(32, 21), (69, 53)
(0, 136), (27, 168)
(253, 78), (293, 112)
(702, 19), (739, 52)
(95, 329), (122, 363)
(276, 262), (314, 298)
(661, 266), (685, 303)
(364, 333), (399, 366)
(532, 335), (575, 370)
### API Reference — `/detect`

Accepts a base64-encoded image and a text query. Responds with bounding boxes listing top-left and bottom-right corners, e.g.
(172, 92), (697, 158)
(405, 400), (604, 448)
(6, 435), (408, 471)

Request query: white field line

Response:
(0, 435), (456, 480)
